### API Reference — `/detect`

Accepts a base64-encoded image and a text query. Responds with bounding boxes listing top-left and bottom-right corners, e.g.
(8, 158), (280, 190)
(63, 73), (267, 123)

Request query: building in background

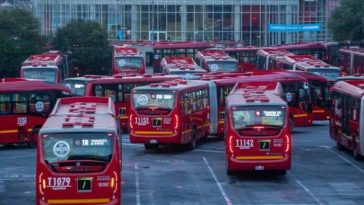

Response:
(32, 0), (340, 46)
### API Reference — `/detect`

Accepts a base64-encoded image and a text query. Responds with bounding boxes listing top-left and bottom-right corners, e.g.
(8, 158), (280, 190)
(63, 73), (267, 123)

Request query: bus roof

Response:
(63, 75), (111, 83)
(339, 47), (364, 56)
(256, 48), (294, 57)
(0, 80), (71, 93)
(161, 56), (197, 66)
(227, 83), (286, 107)
(132, 80), (209, 92)
(40, 113), (117, 134)
(286, 70), (328, 83)
(50, 97), (115, 117)
(84, 74), (181, 85)
(332, 79), (364, 98)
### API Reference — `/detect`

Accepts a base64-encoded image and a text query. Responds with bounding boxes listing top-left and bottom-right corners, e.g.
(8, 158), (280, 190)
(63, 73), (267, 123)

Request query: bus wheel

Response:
(144, 143), (159, 150)
(336, 142), (344, 151)
(226, 169), (235, 176)
(187, 129), (197, 150)
(289, 117), (294, 132)
(28, 128), (39, 148)
(353, 140), (361, 160)
(277, 170), (287, 176)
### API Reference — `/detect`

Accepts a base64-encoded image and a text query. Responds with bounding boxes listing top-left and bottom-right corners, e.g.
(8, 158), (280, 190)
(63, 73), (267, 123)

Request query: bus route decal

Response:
(35, 101), (44, 112)
(118, 59), (126, 67)
(137, 95), (149, 105)
(210, 64), (219, 72)
(53, 141), (70, 158)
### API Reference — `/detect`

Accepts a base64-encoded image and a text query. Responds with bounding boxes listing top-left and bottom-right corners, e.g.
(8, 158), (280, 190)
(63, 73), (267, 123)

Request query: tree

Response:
(0, 9), (45, 77)
(52, 20), (111, 76)
(328, 0), (364, 42)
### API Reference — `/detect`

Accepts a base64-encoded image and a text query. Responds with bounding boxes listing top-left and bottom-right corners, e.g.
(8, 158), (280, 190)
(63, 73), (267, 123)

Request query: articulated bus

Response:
(21, 51), (69, 82)
(129, 80), (210, 150)
(0, 80), (71, 147)
(224, 46), (260, 71)
(112, 46), (145, 76)
(194, 49), (239, 72)
(160, 56), (206, 79)
(330, 76), (364, 159)
(225, 81), (290, 175)
(338, 47), (364, 75)
(36, 97), (121, 205)
(115, 41), (213, 73)
(63, 75), (110, 96)
(277, 55), (341, 82)
(255, 48), (295, 70)
(277, 42), (339, 65)
(77, 74), (181, 132)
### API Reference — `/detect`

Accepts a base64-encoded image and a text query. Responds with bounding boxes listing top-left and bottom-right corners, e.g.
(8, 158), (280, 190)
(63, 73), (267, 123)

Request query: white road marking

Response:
(135, 163), (141, 205)
(288, 171), (324, 205)
(203, 157), (233, 205)
(194, 149), (224, 154)
(324, 147), (364, 174)
(122, 142), (143, 147)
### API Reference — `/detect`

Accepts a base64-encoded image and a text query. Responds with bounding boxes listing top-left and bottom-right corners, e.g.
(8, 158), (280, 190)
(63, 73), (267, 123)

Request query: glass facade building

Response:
(32, 0), (339, 46)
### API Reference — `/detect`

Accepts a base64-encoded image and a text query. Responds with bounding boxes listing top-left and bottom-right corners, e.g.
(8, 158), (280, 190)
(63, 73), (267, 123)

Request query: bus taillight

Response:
(111, 171), (118, 193)
(38, 172), (45, 195)
(228, 135), (234, 154)
(174, 114), (179, 131)
(129, 114), (134, 130)
(285, 134), (290, 153)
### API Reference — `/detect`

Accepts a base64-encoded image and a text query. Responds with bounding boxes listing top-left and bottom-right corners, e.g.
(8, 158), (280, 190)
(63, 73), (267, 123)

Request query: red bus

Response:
(21, 51), (69, 82)
(63, 75), (110, 96)
(0, 80), (71, 147)
(238, 71), (313, 128)
(81, 74), (181, 132)
(330, 76), (364, 159)
(194, 49), (239, 72)
(160, 56), (206, 79)
(277, 55), (342, 82)
(278, 42), (339, 65)
(255, 48), (295, 70)
(338, 47), (364, 75)
(36, 97), (121, 205)
(224, 46), (260, 71)
(112, 46), (145, 75)
(225, 81), (291, 175)
(115, 41), (213, 73)
(129, 80), (210, 150)
(287, 71), (331, 121)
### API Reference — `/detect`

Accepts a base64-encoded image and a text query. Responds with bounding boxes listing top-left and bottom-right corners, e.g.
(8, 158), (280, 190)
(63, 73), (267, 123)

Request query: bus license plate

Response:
(77, 177), (92, 192)
(259, 140), (270, 151)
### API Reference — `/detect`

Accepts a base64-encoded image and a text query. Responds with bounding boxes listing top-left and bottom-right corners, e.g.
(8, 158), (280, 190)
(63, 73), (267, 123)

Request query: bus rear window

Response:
(22, 68), (57, 82)
(133, 92), (175, 110)
(116, 57), (143, 70)
(42, 133), (114, 166)
(207, 61), (237, 72)
(232, 106), (286, 129)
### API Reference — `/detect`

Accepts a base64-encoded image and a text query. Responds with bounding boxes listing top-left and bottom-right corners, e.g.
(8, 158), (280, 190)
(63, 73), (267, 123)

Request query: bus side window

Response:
(105, 89), (116, 102)
(0, 94), (11, 114)
(13, 93), (28, 114)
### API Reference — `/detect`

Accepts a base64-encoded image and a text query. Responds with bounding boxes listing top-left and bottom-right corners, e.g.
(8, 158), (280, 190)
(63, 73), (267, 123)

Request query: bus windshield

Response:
(133, 92), (175, 110)
(63, 80), (87, 96)
(232, 106), (286, 129)
(116, 57), (143, 70)
(42, 133), (113, 164)
(207, 61), (237, 72)
(22, 68), (57, 82)
(307, 68), (341, 81)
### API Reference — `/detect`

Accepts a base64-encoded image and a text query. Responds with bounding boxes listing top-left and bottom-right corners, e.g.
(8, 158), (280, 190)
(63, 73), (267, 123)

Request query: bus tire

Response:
(353, 139), (361, 160)
(289, 117), (294, 132)
(28, 127), (40, 148)
(336, 142), (344, 151)
(187, 129), (197, 150)
(144, 143), (159, 150)
(226, 169), (235, 176)
(277, 170), (287, 176)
